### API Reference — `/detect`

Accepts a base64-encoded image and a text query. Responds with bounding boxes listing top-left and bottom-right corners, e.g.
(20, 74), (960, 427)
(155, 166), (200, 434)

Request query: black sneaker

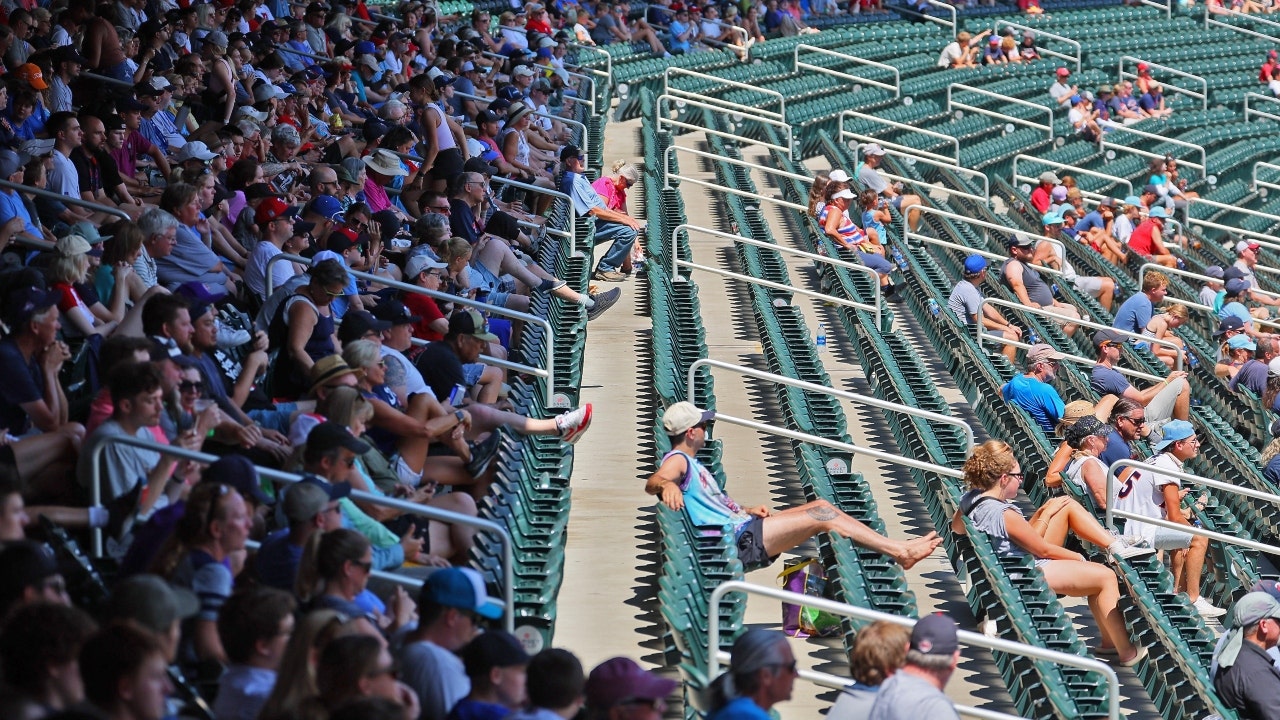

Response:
(466, 431), (502, 477)
(586, 288), (621, 321)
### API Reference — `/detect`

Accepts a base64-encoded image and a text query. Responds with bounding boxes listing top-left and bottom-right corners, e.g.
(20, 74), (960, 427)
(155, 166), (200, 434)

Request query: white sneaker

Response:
(1193, 597), (1227, 618)
(1110, 543), (1156, 560)
(556, 404), (594, 444)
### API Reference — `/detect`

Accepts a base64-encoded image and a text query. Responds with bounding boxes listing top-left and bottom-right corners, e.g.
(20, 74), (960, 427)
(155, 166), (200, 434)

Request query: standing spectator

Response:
(828, 621), (911, 720)
(450, 631), (531, 720)
(947, 254), (1022, 363)
(214, 587), (298, 720)
(867, 615), (961, 720)
(1213, 592), (1280, 718)
(706, 629), (796, 719)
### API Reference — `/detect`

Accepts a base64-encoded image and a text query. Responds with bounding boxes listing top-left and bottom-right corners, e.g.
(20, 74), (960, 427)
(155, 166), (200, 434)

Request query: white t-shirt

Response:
(937, 41), (963, 68)
(380, 345), (428, 399)
(1114, 452), (1180, 541)
(245, 242), (297, 302)
(50, 149), (79, 197)
(1049, 81), (1073, 103)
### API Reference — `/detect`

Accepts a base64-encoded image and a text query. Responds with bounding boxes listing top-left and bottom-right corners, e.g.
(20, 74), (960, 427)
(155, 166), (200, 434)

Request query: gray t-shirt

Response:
(829, 683), (879, 720)
(959, 488), (1027, 561)
(76, 420), (161, 502)
(867, 670), (959, 720)
(156, 225), (228, 289)
(948, 279), (983, 325)
(859, 163), (889, 194)
(399, 639), (469, 720)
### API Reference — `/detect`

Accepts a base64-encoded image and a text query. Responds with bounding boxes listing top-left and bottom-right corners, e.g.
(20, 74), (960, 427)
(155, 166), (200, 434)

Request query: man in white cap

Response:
(646, 402), (940, 570)
(857, 143), (923, 231)
(1213, 591), (1280, 717)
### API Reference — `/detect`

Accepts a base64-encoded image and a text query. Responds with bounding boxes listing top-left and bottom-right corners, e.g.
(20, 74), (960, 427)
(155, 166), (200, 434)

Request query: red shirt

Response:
(404, 291), (446, 341)
(1128, 218), (1162, 256)
(1030, 185), (1052, 215)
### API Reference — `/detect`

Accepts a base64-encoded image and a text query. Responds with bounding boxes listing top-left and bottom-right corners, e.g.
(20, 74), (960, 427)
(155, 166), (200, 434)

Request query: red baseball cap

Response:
(255, 197), (299, 225)
(1055, 67), (1070, 77)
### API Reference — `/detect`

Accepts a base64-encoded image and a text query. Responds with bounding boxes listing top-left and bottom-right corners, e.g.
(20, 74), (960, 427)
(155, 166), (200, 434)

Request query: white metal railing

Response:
(840, 110), (961, 165)
(1188, 196), (1280, 241)
(670, 224), (882, 329)
(903, 205), (1070, 272)
(87, 436), (517, 631)
(451, 89), (591, 157)
(689, 359), (973, 451)
(994, 20), (1082, 72)
(0, 179), (132, 222)
(708, 582), (1118, 720)
(1206, 5), (1280, 44)
(663, 66), (786, 121)
(263, 253), (566, 407)
(1136, 263), (1280, 332)
(656, 94), (794, 157)
(566, 41), (611, 80)
(794, 44), (900, 98)
(977, 298), (1181, 376)
(893, 0), (957, 34)
(1099, 120), (1207, 178)
(661, 145), (806, 212)
(1011, 155), (1134, 202)
(1244, 92), (1280, 124)
(1134, 0), (1172, 18)
(947, 83), (1054, 139)
(1253, 160), (1280, 195)
(1105, 459), (1280, 560)
(856, 142), (991, 205)
(1118, 57), (1207, 112)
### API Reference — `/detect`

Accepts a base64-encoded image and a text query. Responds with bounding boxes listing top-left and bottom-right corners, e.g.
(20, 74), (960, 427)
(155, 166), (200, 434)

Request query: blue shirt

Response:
(212, 665), (276, 720)
(0, 189), (41, 238)
(669, 19), (692, 52)
(447, 699), (510, 720)
(1076, 210), (1105, 234)
(666, 450), (751, 533)
(709, 697), (772, 720)
(1001, 374), (1065, 434)
(1112, 293), (1153, 335)
(1091, 365), (1133, 398)
(255, 529), (302, 590)
(1099, 430), (1135, 469)
(1221, 301), (1252, 325)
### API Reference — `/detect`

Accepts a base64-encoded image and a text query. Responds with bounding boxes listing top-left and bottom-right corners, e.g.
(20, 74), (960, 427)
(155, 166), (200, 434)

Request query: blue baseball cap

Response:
(1229, 334), (1257, 351)
(355, 40), (376, 55)
(1152, 419), (1195, 451)
(498, 85), (522, 101)
(1123, 195), (1143, 206)
(1149, 206), (1169, 219)
(418, 567), (504, 619)
(307, 193), (343, 221)
(963, 255), (988, 274)
(1042, 212), (1065, 226)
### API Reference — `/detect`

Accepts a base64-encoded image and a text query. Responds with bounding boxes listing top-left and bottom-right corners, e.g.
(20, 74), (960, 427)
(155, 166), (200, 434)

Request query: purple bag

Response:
(779, 559), (841, 638)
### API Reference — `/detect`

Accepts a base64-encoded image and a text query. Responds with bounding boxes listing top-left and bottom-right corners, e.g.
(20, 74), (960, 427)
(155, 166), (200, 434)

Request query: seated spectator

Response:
(584, 656), (678, 720)
(256, 477), (349, 591)
(953, 440), (1151, 664)
(451, 630), (531, 720)
(1091, 329), (1191, 425)
(1074, 198), (1127, 265)
(948, 254), (1022, 363)
(648, 402), (940, 570)
(1259, 49), (1278, 83)
(559, 145), (643, 285)
(819, 188), (899, 301)
(102, 574), (199, 665)
(1113, 271), (1168, 335)
(1115, 420), (1224, 617)
(1139, 83), (1173, 118)
(295, 527), (416, 635)
(705, 629), (797, 719)
(0, 540), (71, 617)
(1002, 344), (1067, 434)
(1067, 94), (1102, 141)
(1229, 337), (1278, 395)
(1142, 303), (1189, 370)
(314, 634), (420, 717)
(79, 621), (174, 720)
(1049, 67), (1078, 108)
(156, 182), (235, 294)
(268, 259), (347, 400)
(1222, 334), (1256, 380)
(982, 36), (1005, 65)
(245, 204), (315, 302)
(1028, 172), (1058, 215)
(1220, 278), (1269, 340)
(1128, 207), (1180, 268)
(1108, 82), (1147, 123)
(1200, 266), (1225, 307)
(1036, 212), (1115, 311)
(1061, 416), (1121, 508)
(213, 587), (297, 720)
(857, 143), (923, 231)
(0, 601), (97, 716)
(1212, 592), (1280, 718)
(1231, 241), (1280, 317)
(1002, 234), (1080, 336)
(828, 621), (911, 720)
(937, 31), (983, 68)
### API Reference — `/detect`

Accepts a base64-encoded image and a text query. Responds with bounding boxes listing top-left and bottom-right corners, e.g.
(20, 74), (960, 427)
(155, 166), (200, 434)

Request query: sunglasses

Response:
(178, 381), (203, 394)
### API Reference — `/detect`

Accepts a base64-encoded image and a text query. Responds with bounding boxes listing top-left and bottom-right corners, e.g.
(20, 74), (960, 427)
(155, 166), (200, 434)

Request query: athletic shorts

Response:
(1153, 527), (1193, 551)
(1073, 275), (1108, 298)
(735, 517), (779, 571)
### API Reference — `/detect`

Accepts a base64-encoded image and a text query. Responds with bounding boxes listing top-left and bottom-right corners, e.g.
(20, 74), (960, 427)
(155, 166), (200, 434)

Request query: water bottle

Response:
(927, 298), (941, 318)
(1027, 329), (1041, 345)
(815, 323), (827, 351)
(891, 244), (908, 271)
(1187, 352), (1200, 368)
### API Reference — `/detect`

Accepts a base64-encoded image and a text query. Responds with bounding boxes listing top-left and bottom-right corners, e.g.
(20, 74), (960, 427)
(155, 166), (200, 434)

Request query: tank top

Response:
(283, 294), (336, 361)
(1128, 219), (1158, 256)
(1001, 258), (1055, 306)
(816, 205), (867, 246)
(500, 127), (530, 168)
(662, 450), (751, 533)
(426, 104), (455, 151)
(1064, 454), (1104, 499)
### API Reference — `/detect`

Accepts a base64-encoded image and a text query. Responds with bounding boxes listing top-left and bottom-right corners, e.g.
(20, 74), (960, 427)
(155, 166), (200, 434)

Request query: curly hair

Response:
(962, 440), (1016, 491)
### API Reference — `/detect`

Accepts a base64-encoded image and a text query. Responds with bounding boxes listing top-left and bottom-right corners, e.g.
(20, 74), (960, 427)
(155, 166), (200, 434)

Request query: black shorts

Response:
(735, 516), (778, 571)
(427, 148), (464, 182)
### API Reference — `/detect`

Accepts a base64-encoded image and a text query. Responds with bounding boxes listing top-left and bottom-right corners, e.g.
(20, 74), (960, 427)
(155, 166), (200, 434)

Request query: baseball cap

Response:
(1223, 266), (1247, 283)
(204, 29), (229, 48)
(827, 169), (850, 183)
(55, 46), (89, 65)
(0, 149), (20, 179)
(55, 234), (102, 258)
(405, 254), (447, 279)
(1236, 240), (1262, 255)
(1064, 416), (1114, 449)
(244, 183), (280, 201)
(1069, 94), (1082, 104)
(560, 144), (584, 162)
(475, 109), (500, 125)
(6, 286), (58, 328)
(0, 542), (59, 601)
(337, 310), (392, 345)
(1205, 265), (1225, 280)
(1038, 171), (1060, 184)
(1214, 316), (1246, 336)
(1092, 328), (1126, 348)
(1148, 206), (1169, 219)
(1042, 212), (1065, 226)
(1152, 419), (1195, 451)
(498, 85), (523, 101)
(1143, 184), (1160, 195)
(1006, 234), (1036, 249)
(13, 64), (48, 90)
(448, 309), (500, 343)
(1122, 195), (1142, 207)
(174, 140), (219, 163)
(105, 574), (199, 635)
(585, 657), (678, 711)
(963, 255), (988, 275)
(1051, 186), (1068, 201)
(1226, 278), (1251, 296)
(1098, 197), (1117, 208)
(204, 454), (273, 505)
(307, 194), (343, 221)
(327, 234), (359, 255)
(371, 300), (422, 326)
(255, 197), (299, 225)
(1229, 334), (1257, 351)
(419, 566), (504, 618)
(1221, 592), (1280, 669)
(1027, 343), (1065, 364)
(308, 355), (361, 393)
(1137, 62), (1150, 73)
(1055, 67), (1070, 77)
(910, 613), (958, 656)
(1268, 356), (1280, 378)
(283, 476), (353, 523)
(662, 401), (714, 435)
(101, 114), (127, 132)
(862, 143), (886, 157)
(513, 65), (536, 78)
(338, 157), (365, 185)
(307, 421), (371, 455)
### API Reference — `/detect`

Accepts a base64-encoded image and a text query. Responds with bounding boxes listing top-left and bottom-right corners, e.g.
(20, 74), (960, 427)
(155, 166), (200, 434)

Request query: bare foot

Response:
(895, 532), (941, 569)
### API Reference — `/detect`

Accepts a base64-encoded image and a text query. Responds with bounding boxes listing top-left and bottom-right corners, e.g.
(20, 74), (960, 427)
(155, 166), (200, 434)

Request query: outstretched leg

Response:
(761, 499), (940, 568)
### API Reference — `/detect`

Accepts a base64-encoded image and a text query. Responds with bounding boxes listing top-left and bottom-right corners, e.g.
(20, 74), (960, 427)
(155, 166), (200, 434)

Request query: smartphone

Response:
(448, 384), (467, 406)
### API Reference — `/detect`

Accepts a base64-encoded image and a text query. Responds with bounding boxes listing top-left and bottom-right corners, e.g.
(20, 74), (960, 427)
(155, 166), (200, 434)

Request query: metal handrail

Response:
(1244, 92), (1280, 124)
(892, 0), (957, 34)
(1134, 0), (1172, 18)
(1188, 196), (1280, 237)
(566, 41), (612, 83)
(1140, 261), (1280, 302)
(868, 146), (990, 205)
(656, 94), (794, 158)
(671, 223), (882, 329)
(1104, 459), (1280, 559)
(1253, 160), (1280, 195)
(793, 44), (900, 98)
(262, 253), (563, 407)
(1184, 216), (1280, 260)
(978, 298), (1175, 379)
(662, 66), (785, 120)
(947, 83), (1054, 139)
(663, 144), (810, 189)
(87, 435), (516, 630)
(1206, 5), (1280, 43)
(276, 45), (332, 63)
(840, 110), (960, 165)
(82, 71), (135, 90)
(486, 174), (579, 253)
(994, 20), (1082, 72)
(1136, 263), (1280, 332)
(902, 205), (1070, 269)
(1118, 56), (1207, 112)
(708, 581), (1118, 720)
(0, 179), (132, 222)
(689, 359), (973, 451)
(662, 154), (806, 214)
(1012, 155), (1134, 201)
(1099, 120), (1207, 177)
(451, 89), (591, 157)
